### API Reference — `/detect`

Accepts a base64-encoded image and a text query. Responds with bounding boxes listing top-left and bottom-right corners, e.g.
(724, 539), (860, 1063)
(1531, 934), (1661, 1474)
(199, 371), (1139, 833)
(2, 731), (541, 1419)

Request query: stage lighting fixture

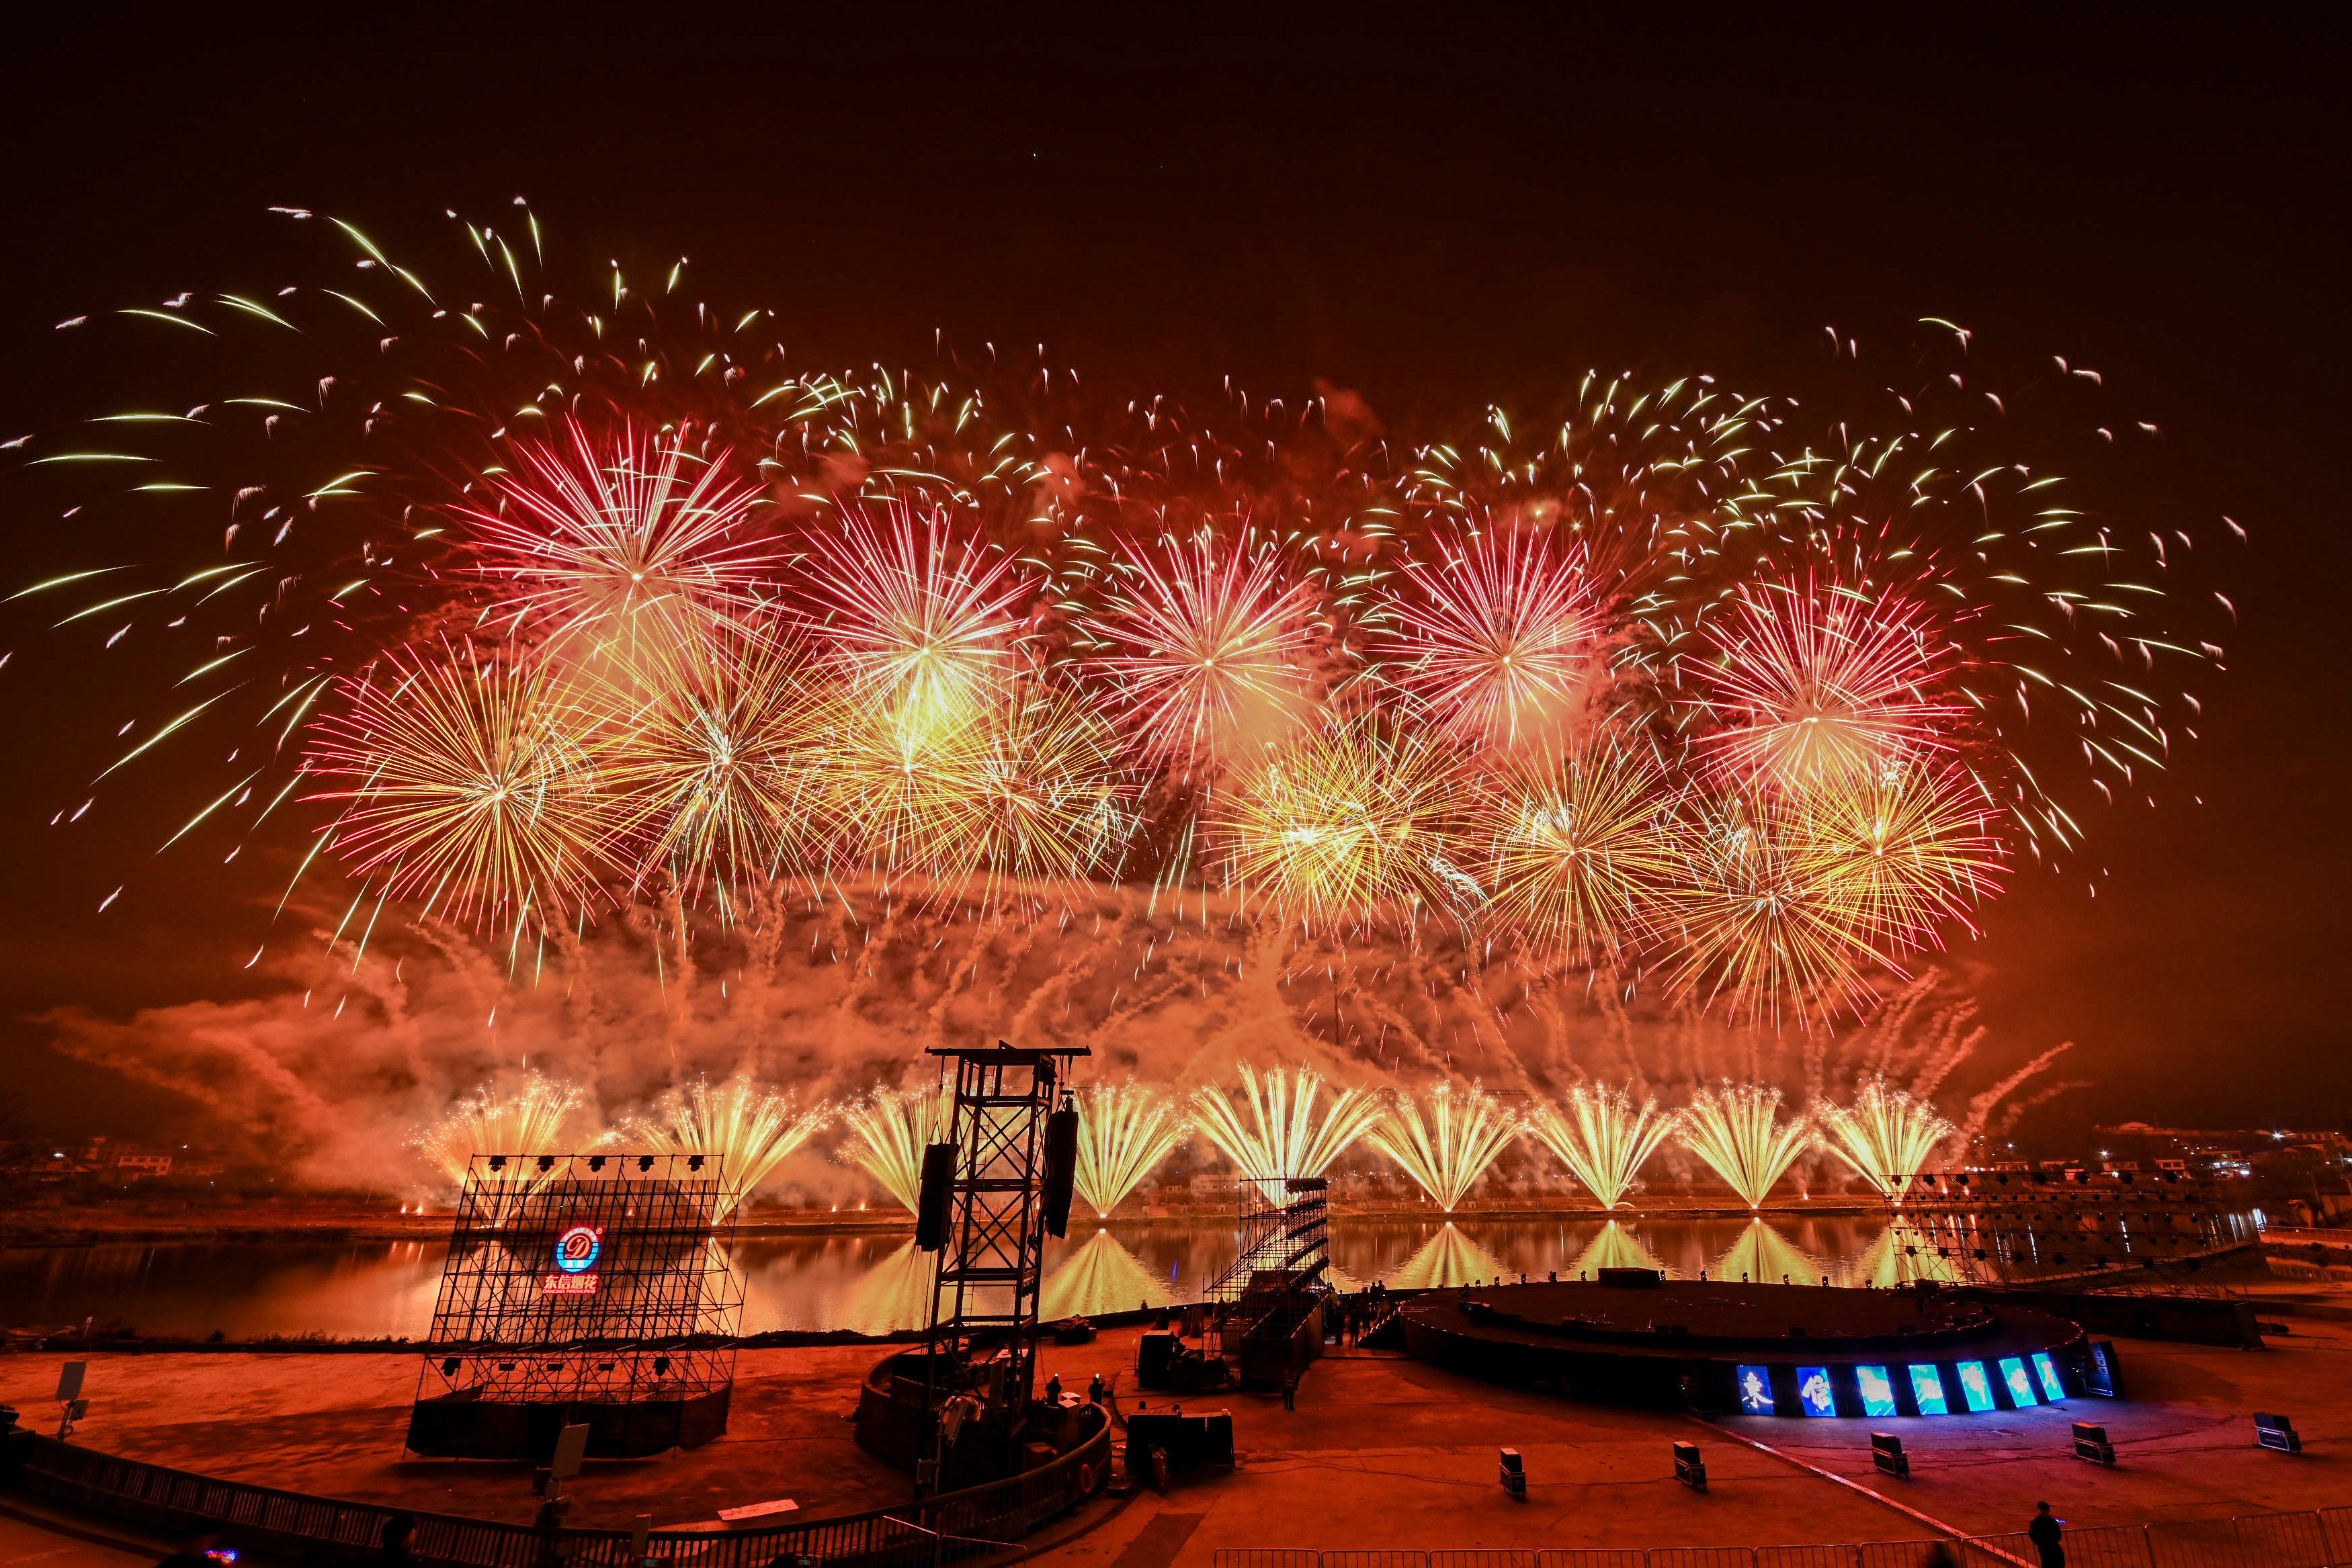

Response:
(440, 1358), (460, 1376)
(688, 1155), (705, 1172)
(638, 1155), (655, 1172)
(537, 1155), (555, 1172)
(488, 1156), (507, 1170)
(1957, 1361), (1996, 1413)
(1736, 1364), (1775, 1415)
(1908, 1365), (1949, 1415)
(588, 1155), (606, 1172)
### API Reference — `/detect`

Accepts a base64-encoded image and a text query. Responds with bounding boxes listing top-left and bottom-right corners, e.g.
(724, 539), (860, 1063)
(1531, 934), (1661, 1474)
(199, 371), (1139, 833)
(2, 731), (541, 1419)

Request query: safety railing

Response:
(7, 1409), (1114, 1568)
(1212, 1509), (2352, 1568)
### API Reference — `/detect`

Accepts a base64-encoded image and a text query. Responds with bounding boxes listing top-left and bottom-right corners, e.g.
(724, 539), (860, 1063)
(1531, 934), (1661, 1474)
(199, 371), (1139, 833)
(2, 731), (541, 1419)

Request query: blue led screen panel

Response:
(1796, 1366), (1837, 1417)
(2031, 1352), (2066, 1401)
(1908, 1364), (1949, 1415)
(1736, 1364), (1775, 1415)
(1856, 1364), (1897, 1418)
(1957, 1360), (1997, 1413)
(1999, 1357), (2040, 1407)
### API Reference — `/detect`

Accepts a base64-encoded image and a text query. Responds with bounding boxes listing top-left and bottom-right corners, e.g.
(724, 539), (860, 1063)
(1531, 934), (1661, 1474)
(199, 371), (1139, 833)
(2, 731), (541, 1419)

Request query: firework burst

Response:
(1084, 532), (1320, 773)
(1365, 1082), (1520, 1212)
(1474, 740), (1677, 966)
(1212, 713), (1474, 928)
(304, 640), (605, 930)
(1677, 1082), (1811, 1209)
(1812, 1078), (1955, 1202)
(1689, 580), (1962, 791)
(416, 1072), (593, 1186)
(1390, 527), (1605, 750)
(798, 500), (1030, 740)
(1190, 1064), (1384, 1182)
(1523, 1085), (1679, 1209)
(594, 619), (831, 909)
(460, 421), (779, 654)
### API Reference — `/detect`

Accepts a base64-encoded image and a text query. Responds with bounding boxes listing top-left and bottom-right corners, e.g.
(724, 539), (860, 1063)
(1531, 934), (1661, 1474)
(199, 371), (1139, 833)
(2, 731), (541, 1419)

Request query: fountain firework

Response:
(1812, 1078), (1956, 1202)
(1365, 1082), (1520, 1212)
(1677, 1083), (1811, 1209)
(1191, 1065), (1384, 1183)
(1071, 1082), (1188, 1219)
(1523, 1085), (1679, 1209)
(841, 1082), (952, 1212)
(627, 1076), (830, 1217)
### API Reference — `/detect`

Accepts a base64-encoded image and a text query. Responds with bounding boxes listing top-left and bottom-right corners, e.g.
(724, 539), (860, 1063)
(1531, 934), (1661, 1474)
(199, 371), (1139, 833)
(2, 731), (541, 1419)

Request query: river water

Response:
(0, 1209), (2253, 1341)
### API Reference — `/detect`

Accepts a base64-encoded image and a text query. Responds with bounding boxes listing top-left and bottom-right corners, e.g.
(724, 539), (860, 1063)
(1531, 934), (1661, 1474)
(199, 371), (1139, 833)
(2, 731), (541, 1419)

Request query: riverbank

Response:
(0, 1191), (1894, 1248)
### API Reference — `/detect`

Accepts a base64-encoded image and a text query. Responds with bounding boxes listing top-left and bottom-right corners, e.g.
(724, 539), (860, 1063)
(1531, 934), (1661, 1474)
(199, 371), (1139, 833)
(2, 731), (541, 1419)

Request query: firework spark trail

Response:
(1070, 1081), (1187, 1219)
(842, 1081), (952, 1211)
(1365, 1081), (1521, 1211)
(1677, 1082), (1812, 1209)
(627, 1075), (831, 1219)
(1523, 1084), (1679, 1209)
(1812, 1078), (1955, 1202)
(1190, 1064), (1384, 1182)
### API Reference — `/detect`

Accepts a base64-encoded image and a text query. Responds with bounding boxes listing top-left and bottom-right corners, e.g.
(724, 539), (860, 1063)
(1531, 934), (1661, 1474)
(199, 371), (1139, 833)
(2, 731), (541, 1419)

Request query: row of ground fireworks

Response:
(429, 1066), (1956, 1218)
(6, 204), (2231, 1029)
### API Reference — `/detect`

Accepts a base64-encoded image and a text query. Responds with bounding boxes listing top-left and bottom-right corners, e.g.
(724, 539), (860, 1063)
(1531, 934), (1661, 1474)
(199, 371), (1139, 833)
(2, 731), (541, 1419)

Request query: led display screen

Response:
(1957, 1360), (1997, 1412)
(1796, 1366), (1837, 1417)
(1736, 1364), (1776, 1415)
(1856, 1364), (1897, 1418)
(2031, 1352), (2066, 1401)
(1908, 1364), (1949, 1415)
(1999, 1357), (2039, 1407)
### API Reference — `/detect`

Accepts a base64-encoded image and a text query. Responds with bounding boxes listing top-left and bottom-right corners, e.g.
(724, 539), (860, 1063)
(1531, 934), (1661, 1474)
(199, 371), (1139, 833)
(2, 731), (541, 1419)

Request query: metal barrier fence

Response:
(1214, 1512), (2352, 1568)
(9, 1413), (1114, 1568)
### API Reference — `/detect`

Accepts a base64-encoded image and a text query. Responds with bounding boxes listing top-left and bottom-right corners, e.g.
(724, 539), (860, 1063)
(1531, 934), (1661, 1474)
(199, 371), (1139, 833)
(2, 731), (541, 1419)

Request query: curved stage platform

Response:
(1401, 1274), (2087, 1417)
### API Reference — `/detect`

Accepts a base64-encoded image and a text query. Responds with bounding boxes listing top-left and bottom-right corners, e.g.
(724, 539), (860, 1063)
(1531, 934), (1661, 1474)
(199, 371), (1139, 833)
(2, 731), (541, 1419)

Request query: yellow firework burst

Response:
(1212, 713), (1474, 928)
(628, 1076), (831, 1219)
(1797, 758), (2008, 955)
(841, 1080), (953, 1211)
(595, 619), (832, 906)
(306, 640), (605, 928)
(1474, 740), (1677, 965)
(1071, 1082), (1189, 1219)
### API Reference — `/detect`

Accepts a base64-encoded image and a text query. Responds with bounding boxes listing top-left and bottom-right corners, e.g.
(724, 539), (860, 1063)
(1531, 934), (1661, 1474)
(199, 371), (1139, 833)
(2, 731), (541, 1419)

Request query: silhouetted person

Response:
(154, 1530), (220, 1568)
(363, 1516), (417, 1568)
(1043, 1372), (1062, 1405)
(1087, 1373), (1105, 1404)
(2028, 1502), (2064, 1567)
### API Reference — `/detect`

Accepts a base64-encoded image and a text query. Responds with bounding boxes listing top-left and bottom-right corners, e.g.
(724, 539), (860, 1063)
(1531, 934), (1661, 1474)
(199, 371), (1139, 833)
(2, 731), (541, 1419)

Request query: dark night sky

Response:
(0, 7), (2345, 1142)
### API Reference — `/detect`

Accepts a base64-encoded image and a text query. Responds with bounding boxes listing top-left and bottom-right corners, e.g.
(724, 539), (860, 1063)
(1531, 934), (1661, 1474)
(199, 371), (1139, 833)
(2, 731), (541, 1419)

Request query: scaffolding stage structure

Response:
(407, 1151), (743, 1461)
